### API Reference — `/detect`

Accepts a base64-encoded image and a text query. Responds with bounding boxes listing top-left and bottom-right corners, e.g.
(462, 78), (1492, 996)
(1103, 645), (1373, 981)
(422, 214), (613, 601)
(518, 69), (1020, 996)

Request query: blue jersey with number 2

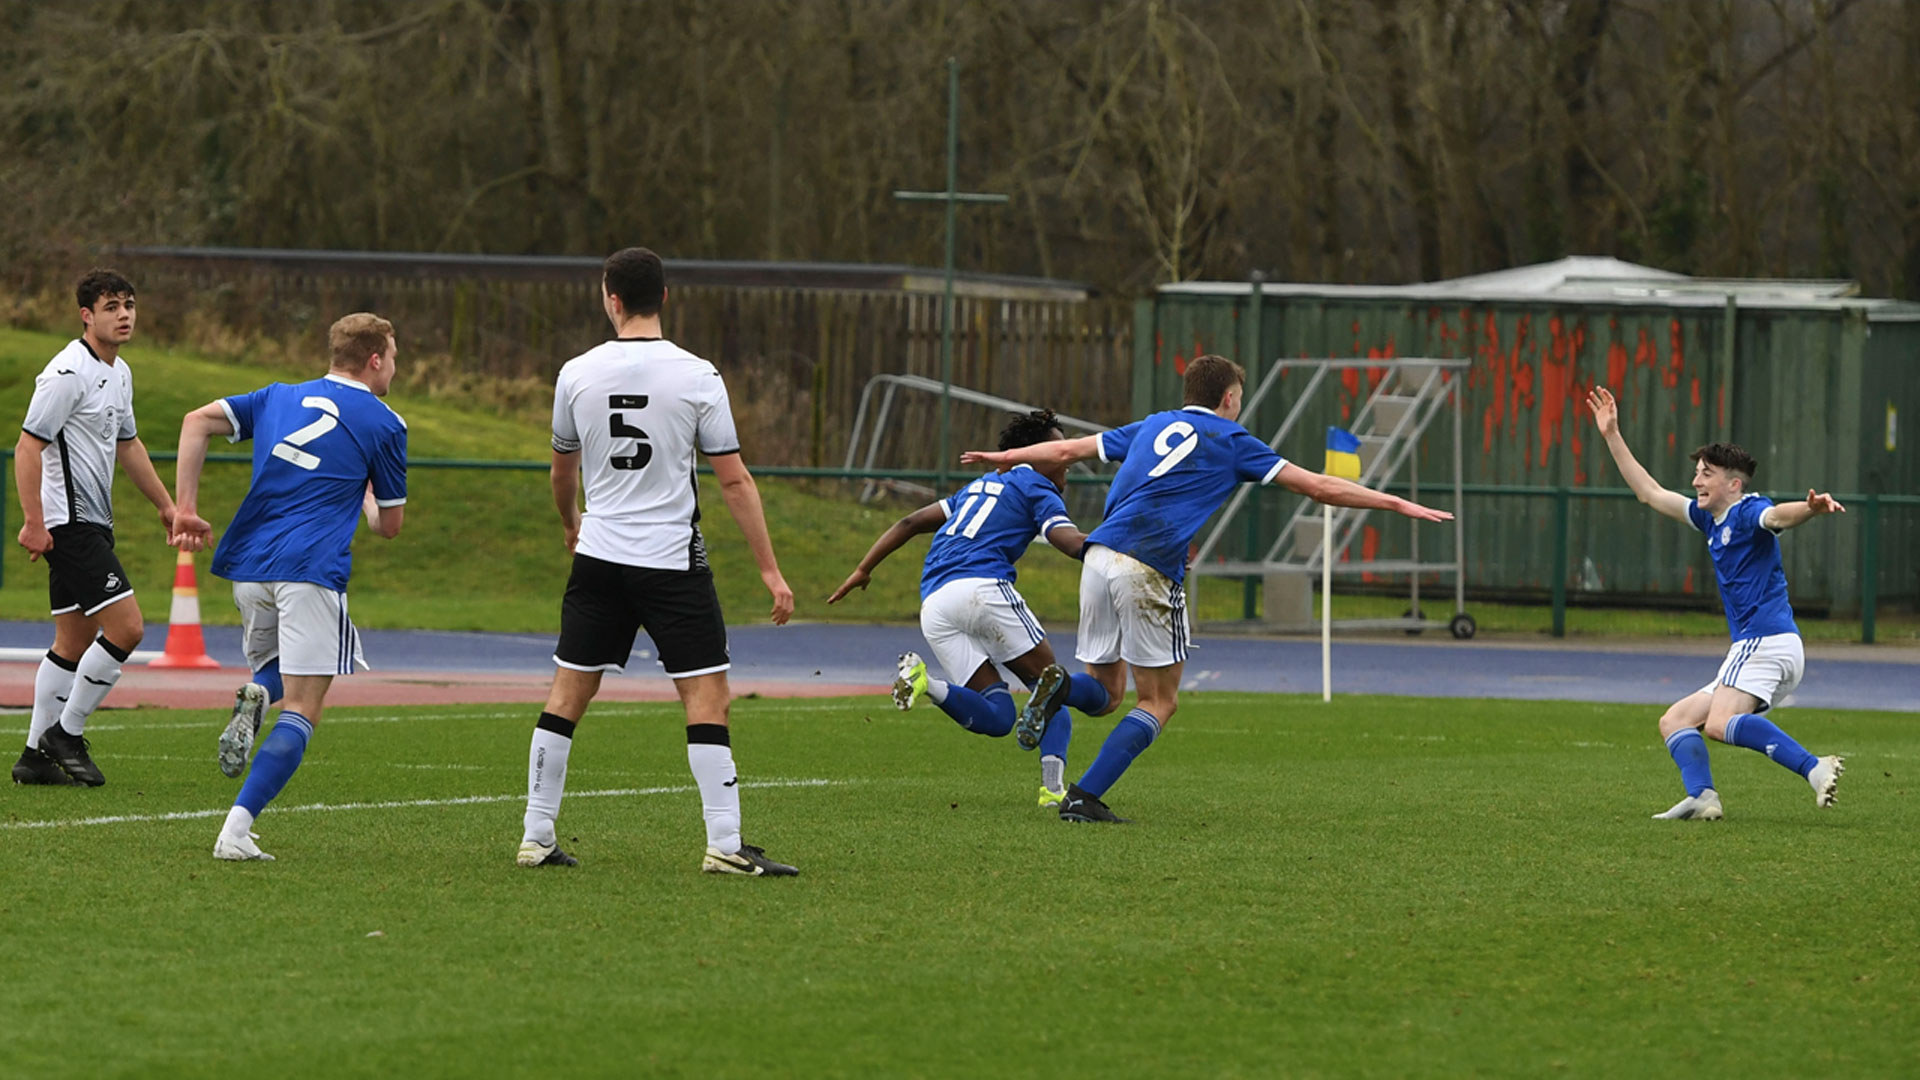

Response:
(212, 375), (408, 591)
(1086, 406), (1287, 584)
(919, 465), (1074, 600)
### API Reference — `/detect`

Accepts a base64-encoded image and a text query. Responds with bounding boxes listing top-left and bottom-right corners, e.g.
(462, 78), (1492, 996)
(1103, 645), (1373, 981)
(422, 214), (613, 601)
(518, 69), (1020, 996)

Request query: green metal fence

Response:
(3, 455), (1910, 643)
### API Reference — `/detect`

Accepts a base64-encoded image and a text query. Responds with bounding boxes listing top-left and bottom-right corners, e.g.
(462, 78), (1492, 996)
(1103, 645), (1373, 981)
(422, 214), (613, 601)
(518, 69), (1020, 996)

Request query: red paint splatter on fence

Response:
(1341, 368), (1361, 398)
(1351, 319), (1362, 355)
(1667, 431), (1676, 452)
(1360, 525), (1380, 584)
(1155, 332), (1164, 366)
(1174, 352), (1187, 376)
(1663, 320), (1685, 389)
(1690, 377), (1701, 408)
(1682, 566), (1695, 595)
(1607, 341), (1628, 392)
(1635, 328), (1656, 369)
(1481, 314), (1508, 454)
(1340, 402), (1351, 422)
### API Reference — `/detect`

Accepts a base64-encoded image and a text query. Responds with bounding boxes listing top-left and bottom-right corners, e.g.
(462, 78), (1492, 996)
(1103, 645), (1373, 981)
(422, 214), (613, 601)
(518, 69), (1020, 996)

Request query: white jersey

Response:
(551, 337), (741, 570)
(20, 339), (137, 529)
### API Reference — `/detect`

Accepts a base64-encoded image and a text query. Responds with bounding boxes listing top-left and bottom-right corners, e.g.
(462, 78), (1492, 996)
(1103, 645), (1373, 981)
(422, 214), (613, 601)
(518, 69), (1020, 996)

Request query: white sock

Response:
(58, 638), (129, 736)
(521, 716), (575, 846)
(687, 724), (740, 855)
(27, 652), (77, 750)
(926, 678), (950, 704)
(1040, 755), (1065, 793)
(221, 805), (255, 842)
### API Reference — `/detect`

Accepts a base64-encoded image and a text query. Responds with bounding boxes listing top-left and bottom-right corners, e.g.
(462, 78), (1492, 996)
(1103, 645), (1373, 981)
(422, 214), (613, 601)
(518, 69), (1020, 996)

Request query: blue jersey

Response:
(1086, 406), (1287, 583)
(212, 374), (408, 592)
(919, 466), (1074, 600)
(1687, 494), (1798, 641)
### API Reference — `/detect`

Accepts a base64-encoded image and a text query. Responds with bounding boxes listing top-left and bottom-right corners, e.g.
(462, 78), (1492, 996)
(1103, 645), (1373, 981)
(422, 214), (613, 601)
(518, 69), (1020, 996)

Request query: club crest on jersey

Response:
(1721, 525), (1731, 545)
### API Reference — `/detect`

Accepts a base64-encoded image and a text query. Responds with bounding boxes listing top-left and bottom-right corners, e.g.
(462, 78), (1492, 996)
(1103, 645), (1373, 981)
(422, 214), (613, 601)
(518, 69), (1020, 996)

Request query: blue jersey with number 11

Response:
(919, 466), (1074, 600)
(1087, 406), (1287, 584)
(212, 374), (408, 591)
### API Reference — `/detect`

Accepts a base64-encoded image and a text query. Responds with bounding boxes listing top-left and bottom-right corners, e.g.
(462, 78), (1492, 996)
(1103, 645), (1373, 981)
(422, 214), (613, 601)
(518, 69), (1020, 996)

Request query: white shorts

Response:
(1696, 632), (1803, 711)
(918, 577), (1047, 687)
(233, 581), (369, 677)
(1074, 544), (1189, 669)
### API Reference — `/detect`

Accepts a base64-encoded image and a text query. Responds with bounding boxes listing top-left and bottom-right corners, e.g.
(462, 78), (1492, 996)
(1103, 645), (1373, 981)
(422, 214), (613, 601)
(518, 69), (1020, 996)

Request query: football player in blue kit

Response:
(828, 409), (1110, 807)
(1588, 386), (1846, 821)
(171, 313), (409, 861)
(964, 356), (1453, 822)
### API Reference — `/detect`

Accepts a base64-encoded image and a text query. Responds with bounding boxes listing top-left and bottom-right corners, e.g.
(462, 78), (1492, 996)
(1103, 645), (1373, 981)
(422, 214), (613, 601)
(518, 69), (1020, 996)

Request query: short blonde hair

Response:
(328, 312), (394, 371)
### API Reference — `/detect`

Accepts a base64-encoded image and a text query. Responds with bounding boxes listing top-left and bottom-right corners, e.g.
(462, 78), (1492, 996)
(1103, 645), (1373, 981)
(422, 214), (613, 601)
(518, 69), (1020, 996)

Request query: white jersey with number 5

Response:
(551, 337), (741, 571)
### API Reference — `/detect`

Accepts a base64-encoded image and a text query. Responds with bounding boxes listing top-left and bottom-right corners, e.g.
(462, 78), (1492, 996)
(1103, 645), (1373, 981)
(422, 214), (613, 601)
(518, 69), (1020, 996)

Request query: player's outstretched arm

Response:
(826, 503), (947, 604)
(960, 434), (1101, 471)
(1762, 489), (1847, 532)
(170, 402), (235, 550)
(1586, 386), (1691, 524)
(709, 452), (795, 625)
(1273, 465), (1454, 522)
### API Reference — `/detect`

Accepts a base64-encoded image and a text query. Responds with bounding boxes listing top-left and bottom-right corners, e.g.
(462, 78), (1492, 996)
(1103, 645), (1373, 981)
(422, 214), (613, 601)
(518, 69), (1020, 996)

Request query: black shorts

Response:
(554, 554), (730, 678)
(45, 522), (134, 617)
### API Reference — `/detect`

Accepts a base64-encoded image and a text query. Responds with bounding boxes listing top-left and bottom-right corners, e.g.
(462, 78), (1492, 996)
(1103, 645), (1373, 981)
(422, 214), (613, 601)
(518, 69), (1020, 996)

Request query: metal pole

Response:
(1243, 270), (1265, 619)
(1861, 494), (1880, 645)
(1551, 486), (1571, 637)
(937, 56), (959, 492)
(1322, 502), (1333, 702)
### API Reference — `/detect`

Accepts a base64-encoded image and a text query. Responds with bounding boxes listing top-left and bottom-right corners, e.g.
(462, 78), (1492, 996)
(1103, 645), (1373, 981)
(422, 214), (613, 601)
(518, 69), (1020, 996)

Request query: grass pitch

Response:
(4, 692), (1917, 1077)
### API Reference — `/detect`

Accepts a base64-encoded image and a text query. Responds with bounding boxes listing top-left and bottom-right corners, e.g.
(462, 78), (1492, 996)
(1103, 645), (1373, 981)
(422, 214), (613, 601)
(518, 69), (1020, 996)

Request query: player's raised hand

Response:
(1807, 489), (1847, 515)
(17, 522), (53, 562)
(959, 449), (1008, 467)
(764, 568), (795, 625)
(826, 568), (870, 605)
(1586, 386), (1619, 437)
(170, 510), (214, 552)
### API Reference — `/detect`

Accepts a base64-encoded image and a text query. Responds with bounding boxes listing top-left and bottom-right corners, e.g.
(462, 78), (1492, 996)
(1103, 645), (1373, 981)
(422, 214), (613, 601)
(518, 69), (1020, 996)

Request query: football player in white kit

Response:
(518, 247), (799, 876)
(12, 269), (178, 788)
(1588, 386), (1847, 821)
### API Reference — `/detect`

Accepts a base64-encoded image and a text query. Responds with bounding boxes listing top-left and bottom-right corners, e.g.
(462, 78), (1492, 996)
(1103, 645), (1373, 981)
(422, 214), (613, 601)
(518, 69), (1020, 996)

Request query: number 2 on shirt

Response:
(269, 396), (340, 471)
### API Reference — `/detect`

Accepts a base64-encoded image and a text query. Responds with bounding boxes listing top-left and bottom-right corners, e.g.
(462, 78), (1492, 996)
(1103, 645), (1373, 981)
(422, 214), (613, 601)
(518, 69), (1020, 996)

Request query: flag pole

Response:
(1321, 502), (1332, 702)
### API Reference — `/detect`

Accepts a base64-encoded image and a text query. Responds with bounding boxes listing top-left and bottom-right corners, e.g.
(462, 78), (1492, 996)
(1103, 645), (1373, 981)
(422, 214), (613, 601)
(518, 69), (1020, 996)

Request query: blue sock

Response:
(1076, 708), (1161, 798)
(1038, 707), (1072, 761)
(253, 659), (284, 704)
(938, 683), (1015, 738)
(235, 711), (313, 816)
(1665, 728), (1715, 797)
(1065, 673), (1110, 715)
(1723, 713), (1817, 778)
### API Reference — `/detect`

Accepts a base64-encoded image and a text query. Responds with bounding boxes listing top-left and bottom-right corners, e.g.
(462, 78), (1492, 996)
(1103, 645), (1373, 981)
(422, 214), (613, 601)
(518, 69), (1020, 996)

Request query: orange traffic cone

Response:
(149, 549), (223, 669)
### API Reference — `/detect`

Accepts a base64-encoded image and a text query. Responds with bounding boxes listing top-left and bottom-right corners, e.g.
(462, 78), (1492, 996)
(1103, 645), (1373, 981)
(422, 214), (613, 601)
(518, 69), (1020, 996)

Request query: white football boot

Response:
(218, 682), (269, 779)
(212, 831), (276, 861)
(1653, 788), (1724, 821)
(1808, 755), (1846, 808)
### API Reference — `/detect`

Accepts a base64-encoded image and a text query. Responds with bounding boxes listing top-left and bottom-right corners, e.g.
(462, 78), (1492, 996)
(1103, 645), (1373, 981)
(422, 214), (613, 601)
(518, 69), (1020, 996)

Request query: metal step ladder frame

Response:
(1191, 357), (1470, 635)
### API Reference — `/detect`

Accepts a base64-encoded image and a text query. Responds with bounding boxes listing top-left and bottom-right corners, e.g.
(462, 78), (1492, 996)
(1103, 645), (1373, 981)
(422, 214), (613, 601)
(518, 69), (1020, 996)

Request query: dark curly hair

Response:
(76, 268), (134, 310)
(998, 408), (1062, 451)
(1690, 442), (1756, 482)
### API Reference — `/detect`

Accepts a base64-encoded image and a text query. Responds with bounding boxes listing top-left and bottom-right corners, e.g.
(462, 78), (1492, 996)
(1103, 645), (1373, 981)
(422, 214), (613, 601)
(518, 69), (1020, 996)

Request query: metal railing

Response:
(2, 454), (1911, 643)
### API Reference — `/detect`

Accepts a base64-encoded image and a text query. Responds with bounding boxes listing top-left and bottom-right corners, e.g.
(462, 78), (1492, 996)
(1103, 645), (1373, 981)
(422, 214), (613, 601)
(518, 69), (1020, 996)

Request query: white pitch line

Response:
(0, 777), (842, 831)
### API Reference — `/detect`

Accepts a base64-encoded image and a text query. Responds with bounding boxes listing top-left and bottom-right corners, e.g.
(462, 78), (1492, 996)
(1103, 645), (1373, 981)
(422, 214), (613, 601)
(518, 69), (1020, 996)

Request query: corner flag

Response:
(1325, 427), (1362, 480)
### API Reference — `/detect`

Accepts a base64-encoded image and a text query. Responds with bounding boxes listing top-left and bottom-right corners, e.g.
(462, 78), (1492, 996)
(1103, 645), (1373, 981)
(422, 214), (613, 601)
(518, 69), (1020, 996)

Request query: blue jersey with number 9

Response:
(1086, 406), (1286, 583)
(212, 375), (408, 591)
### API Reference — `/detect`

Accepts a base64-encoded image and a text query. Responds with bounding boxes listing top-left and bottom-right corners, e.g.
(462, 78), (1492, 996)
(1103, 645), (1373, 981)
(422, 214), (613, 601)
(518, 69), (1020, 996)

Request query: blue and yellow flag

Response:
(1325, 427), (1362, 480)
